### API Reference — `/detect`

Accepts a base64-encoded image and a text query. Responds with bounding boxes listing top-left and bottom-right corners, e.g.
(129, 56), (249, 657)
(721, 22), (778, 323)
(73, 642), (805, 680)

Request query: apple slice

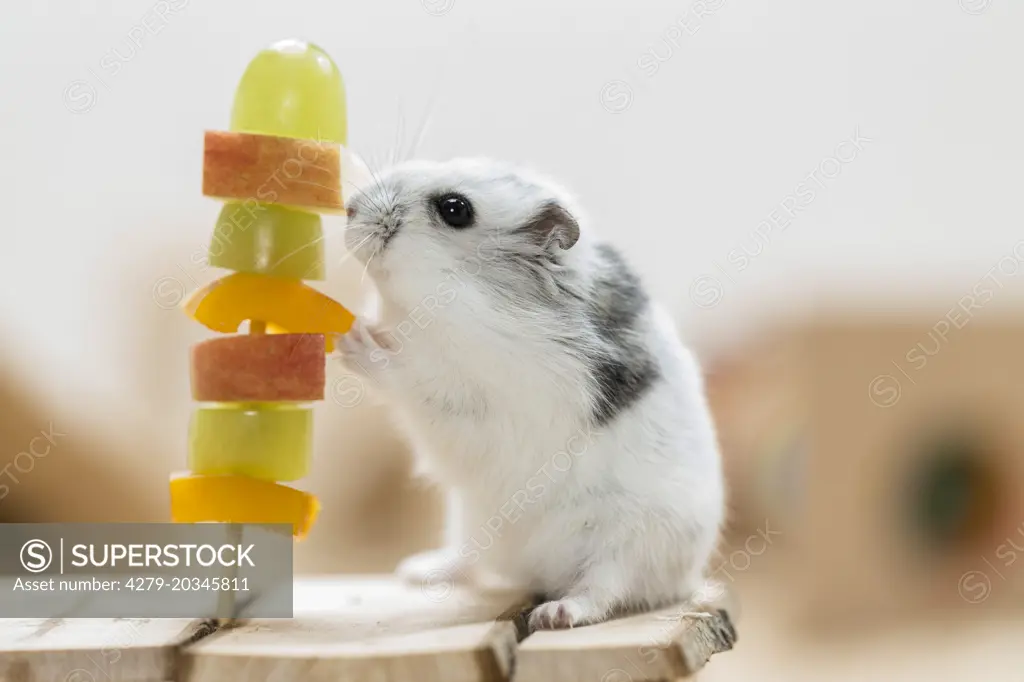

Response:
(191, 334), (325, 402)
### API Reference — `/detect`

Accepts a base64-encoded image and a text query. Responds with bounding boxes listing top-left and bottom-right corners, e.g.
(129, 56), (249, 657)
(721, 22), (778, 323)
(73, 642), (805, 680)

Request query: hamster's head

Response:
(343, 158), (585, 312)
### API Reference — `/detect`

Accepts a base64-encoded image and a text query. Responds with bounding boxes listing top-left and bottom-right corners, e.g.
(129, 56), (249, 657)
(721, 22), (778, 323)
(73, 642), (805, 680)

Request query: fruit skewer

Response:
(168, 39), (356, 618)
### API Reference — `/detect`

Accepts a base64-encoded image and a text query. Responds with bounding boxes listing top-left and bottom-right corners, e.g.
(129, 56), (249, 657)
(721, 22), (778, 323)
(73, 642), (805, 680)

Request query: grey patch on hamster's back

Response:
(585, 243), (660, 425)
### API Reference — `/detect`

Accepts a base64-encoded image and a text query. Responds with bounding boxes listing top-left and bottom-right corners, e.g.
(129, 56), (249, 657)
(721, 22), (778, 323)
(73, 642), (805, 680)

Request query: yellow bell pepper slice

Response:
(189, 403), (313, 482)
(183, 272), (354, 352)
(169, 473), (319, 538)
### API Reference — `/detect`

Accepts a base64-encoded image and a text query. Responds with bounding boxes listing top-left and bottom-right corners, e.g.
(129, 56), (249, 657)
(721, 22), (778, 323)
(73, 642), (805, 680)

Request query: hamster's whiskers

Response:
(346, 230), (377, 256)
(359, 237), (383, 285)
(346, 177), (386, 215)
(390, 106), (406, 167)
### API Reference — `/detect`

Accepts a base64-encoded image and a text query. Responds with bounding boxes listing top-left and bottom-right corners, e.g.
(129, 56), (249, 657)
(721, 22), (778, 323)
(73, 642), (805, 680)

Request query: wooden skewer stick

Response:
(215, 524), (244, 621)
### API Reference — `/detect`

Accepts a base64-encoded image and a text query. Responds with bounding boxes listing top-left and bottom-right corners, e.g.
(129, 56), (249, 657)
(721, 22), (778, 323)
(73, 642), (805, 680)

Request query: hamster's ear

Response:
(523, 202), (580, 251)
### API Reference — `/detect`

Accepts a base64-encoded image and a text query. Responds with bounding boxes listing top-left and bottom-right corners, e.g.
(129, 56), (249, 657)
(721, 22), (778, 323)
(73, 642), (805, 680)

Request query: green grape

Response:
(188, 403), (314, 482)
(230, 39), (346, 144)
(209, 202), (325, 280)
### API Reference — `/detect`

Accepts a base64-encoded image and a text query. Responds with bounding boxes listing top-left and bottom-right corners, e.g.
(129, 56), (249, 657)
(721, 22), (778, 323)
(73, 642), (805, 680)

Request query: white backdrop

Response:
(2, 0), (1021, 405)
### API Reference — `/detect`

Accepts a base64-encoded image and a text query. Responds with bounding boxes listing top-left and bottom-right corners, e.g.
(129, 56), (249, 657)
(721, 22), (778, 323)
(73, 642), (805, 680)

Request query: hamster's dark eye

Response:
(434, 194), (474, 228)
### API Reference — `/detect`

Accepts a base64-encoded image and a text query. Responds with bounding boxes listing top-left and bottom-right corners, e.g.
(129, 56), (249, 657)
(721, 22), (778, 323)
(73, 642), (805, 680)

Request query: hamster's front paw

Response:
(334, 320), (387, 378)
(396, 548), (475, 593)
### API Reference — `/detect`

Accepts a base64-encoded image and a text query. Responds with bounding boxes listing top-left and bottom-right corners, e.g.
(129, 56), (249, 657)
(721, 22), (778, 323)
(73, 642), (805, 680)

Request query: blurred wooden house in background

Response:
(706, 312), (1024, 624)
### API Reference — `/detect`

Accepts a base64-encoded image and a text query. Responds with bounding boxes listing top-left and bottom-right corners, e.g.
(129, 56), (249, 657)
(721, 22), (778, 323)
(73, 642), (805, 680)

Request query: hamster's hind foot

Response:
(395, 547), (476, 594)
(528, 598), (594, 629)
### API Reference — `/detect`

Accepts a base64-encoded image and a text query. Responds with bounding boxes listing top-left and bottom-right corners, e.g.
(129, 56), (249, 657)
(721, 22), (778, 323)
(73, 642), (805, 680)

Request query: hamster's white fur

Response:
(340, 158), (725, 629)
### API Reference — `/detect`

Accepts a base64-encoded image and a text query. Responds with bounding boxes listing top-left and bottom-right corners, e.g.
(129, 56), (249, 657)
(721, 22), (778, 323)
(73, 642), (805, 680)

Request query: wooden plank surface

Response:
(515, 606), (736, 682)
(0, 617), (211, 682)
(0, 576), (735, 682)
(180, 576), (531, 682)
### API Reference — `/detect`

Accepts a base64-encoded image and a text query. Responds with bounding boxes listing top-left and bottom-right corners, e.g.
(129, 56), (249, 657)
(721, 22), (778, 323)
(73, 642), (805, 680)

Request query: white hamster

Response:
(339, 158), (726, 630)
